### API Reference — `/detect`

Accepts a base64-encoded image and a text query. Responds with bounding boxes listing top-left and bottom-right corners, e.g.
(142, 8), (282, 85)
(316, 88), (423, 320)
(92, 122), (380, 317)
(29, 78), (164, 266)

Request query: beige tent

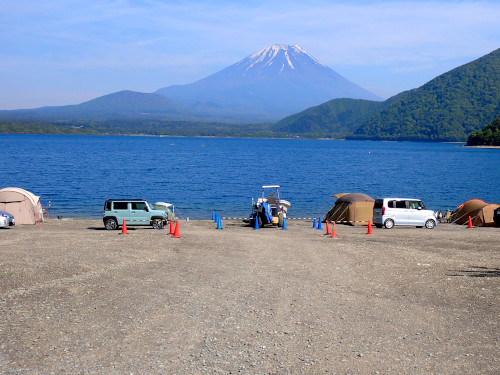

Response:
(325, 193), (375, 226)
(450, 199), (500, 227)
(0, 187), (44, 225)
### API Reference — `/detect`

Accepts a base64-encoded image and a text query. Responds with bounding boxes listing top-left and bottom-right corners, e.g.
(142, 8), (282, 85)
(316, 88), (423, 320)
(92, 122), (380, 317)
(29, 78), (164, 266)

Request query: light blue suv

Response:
(103, 199), (168, 230)
(373, 198), (437, 229)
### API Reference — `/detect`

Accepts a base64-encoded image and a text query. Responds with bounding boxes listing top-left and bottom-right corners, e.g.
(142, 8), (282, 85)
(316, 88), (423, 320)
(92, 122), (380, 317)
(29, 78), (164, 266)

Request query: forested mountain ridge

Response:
(271, 91), (409, 138)
(271, 99), (385, 138)
(349, 48), (500, 141)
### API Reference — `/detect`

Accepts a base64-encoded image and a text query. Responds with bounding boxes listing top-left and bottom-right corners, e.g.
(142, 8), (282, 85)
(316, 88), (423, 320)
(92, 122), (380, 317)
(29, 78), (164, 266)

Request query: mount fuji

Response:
(0, 45), (381, 124)
(156, 44), (381, 121)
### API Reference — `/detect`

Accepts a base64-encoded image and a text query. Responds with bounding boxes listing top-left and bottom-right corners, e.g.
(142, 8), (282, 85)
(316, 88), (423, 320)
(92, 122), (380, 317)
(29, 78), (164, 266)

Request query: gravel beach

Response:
(1, 219), (499, 374)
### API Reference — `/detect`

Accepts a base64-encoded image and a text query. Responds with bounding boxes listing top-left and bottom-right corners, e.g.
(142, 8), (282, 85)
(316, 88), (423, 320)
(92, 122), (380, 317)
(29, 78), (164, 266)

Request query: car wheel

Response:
(105, 218), (118, 230)
(384, 219), (394, 229)
(425, 219), (436, 229)
(153, 219), (164, 229)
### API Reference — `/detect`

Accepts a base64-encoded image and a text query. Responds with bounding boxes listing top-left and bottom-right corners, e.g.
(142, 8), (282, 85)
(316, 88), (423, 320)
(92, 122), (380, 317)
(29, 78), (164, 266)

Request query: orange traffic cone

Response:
(173, 220), (181, 238)
(331, 221), (337, 239)
(367, 220), (373, 235)
(467, 216), (474, 229)
(120, 218), (128, 235)
(325, 220), (331, 235)
(169, 220), (174, 235)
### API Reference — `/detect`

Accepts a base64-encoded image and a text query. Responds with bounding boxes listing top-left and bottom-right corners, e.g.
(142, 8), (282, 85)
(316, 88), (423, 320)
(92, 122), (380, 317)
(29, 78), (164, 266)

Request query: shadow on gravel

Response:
(86, 227), (142, 231)
(86, 227), (164, 231)
(448, 266), (500, 278)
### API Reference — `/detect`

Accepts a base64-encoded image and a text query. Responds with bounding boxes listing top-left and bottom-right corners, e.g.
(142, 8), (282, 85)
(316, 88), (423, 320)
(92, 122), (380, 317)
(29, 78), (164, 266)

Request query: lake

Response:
(1, 134), (499, 219)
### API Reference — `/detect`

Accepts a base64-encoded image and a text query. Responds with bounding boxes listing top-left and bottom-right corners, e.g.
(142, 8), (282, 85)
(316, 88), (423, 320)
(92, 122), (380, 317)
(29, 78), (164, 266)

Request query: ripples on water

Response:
(1, 134), (499, 219)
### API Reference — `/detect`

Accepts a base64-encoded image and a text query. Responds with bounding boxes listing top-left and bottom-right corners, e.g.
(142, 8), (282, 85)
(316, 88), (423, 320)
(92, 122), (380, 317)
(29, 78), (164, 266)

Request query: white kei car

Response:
(373, 198), (437, 229)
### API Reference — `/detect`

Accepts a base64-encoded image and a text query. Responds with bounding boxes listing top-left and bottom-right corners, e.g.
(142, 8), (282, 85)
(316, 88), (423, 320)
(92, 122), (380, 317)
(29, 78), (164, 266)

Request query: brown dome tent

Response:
(325, 193), (374, 226)
(0, 187), (44, 225)
(450, 199), (500, 227)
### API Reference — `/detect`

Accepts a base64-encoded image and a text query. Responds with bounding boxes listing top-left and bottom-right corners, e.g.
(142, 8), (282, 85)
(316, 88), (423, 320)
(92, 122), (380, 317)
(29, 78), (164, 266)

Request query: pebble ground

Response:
(1, 219), (499, 374)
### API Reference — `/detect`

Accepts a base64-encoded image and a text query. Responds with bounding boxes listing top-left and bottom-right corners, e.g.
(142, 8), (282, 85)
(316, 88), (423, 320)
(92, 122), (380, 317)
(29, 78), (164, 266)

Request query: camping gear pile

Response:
(153, 202), (177, 221)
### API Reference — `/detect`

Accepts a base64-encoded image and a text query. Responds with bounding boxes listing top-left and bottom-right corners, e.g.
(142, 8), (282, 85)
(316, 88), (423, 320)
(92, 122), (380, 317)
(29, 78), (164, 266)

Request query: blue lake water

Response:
(1, 134), (499, 219)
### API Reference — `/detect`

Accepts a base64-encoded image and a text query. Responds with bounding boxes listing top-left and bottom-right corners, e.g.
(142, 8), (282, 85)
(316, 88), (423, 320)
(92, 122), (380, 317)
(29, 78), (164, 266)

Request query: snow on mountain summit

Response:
(245, 44), (326, 71)
(237, 44), (326, 76)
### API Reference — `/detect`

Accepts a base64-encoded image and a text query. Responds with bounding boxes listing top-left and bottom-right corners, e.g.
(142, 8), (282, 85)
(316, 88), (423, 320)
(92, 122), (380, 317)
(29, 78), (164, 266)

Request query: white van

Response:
(373, 198), (437, 229)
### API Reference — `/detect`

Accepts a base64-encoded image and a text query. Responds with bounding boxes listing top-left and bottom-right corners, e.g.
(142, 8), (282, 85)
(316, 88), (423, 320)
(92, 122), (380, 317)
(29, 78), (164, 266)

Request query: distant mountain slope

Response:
(350, 48), (500, 142)
(156, 44), (381, 122)
(272, 98), (386, 138)
(3, 46), (497, 141)
(73, 90), (191, 116)
(0, 91), (194, 120)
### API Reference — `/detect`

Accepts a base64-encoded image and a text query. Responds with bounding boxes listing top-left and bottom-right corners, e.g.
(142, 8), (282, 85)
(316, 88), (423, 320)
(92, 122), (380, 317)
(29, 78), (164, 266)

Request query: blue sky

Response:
(1, 0), (499, 109)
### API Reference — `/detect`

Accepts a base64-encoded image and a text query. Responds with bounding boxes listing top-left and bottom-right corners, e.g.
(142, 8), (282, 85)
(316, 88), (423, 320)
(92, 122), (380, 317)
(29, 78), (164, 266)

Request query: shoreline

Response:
(462, 145), (500, 148)
(1, 132), (481, 145)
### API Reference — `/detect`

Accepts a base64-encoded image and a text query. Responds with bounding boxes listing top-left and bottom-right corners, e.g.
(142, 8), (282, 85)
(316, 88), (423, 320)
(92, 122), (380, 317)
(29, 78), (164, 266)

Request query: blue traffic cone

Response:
(253, 216), (260, 230)
(212, 210), (215, 221)
(217, 216), (222, 229)
(282, 217), (287, 230)
(317, 218), (322, 230)
(313, 217), (317, 228)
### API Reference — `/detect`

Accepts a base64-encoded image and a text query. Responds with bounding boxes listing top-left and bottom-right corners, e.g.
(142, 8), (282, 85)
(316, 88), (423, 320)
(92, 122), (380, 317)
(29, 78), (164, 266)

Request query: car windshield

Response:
(409, 201), (425, 209)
